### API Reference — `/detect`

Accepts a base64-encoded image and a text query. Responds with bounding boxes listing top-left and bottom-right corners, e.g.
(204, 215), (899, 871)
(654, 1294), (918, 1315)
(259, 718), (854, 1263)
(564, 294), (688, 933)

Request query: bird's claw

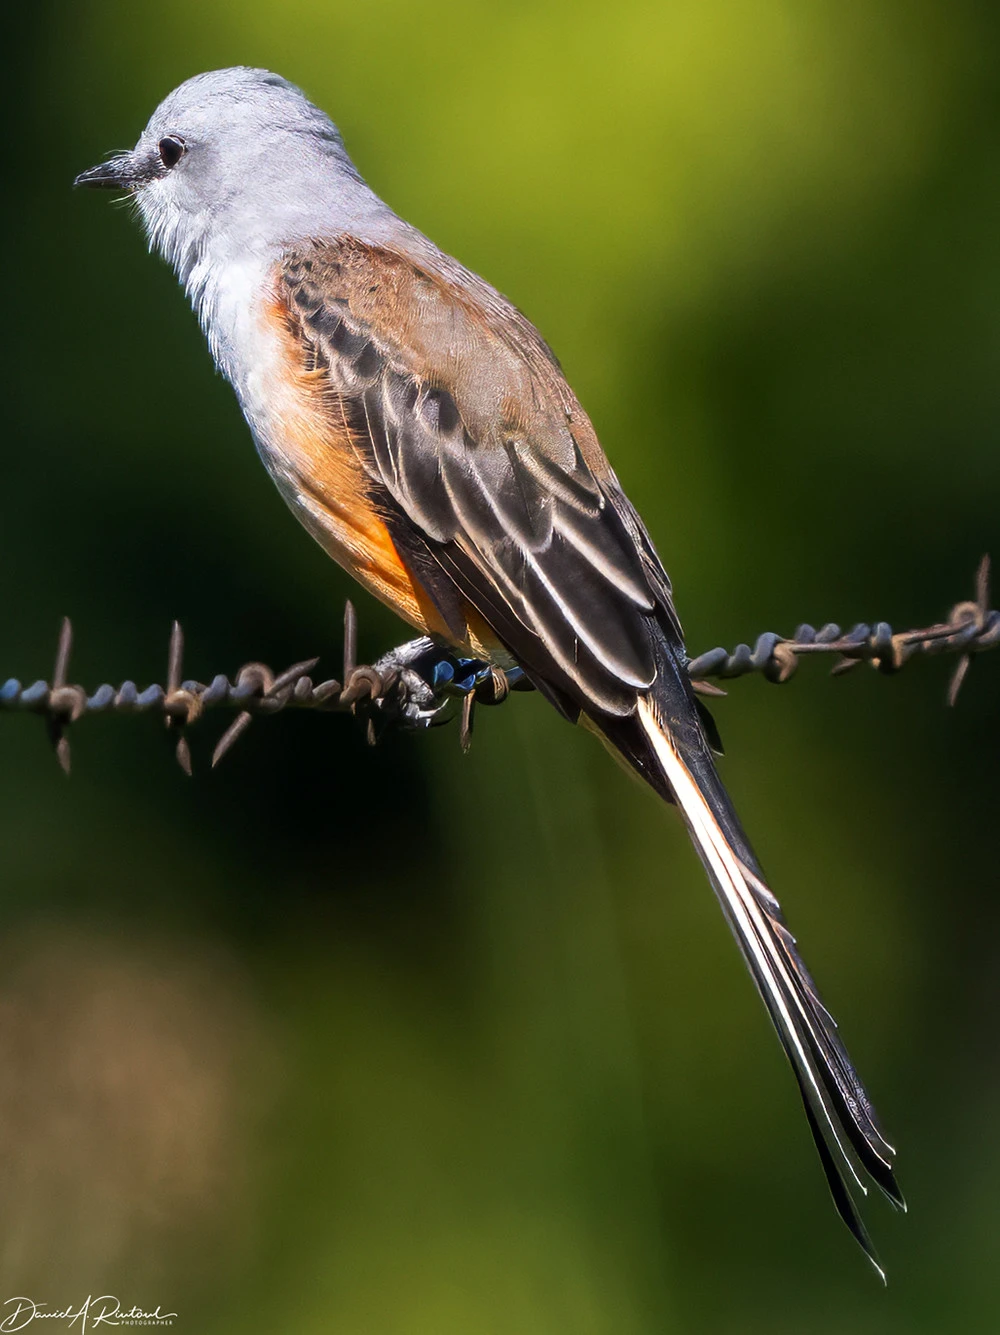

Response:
(362, 638), (521, 738)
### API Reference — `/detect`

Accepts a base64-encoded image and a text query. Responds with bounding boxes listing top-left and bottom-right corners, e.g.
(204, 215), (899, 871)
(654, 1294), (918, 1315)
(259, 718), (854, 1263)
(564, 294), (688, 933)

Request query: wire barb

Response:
(45, 616), (78, 775)
(945, 554), (992, 706)
(2, 562), (995, 773)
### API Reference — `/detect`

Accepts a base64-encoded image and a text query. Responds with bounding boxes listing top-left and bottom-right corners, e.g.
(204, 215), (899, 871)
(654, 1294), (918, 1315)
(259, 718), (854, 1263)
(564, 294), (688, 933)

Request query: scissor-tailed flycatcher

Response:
(75, 67), (903, 1273)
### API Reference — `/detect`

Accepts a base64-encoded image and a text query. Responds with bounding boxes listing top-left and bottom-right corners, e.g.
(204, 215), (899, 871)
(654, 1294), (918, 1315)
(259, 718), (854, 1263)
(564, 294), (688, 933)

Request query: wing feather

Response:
(276, 239), (666, 712)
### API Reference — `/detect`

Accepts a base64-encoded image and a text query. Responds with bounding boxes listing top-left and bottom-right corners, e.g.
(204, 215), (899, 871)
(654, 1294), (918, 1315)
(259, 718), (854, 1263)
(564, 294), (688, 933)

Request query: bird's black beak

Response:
(73, 151), (158, 191)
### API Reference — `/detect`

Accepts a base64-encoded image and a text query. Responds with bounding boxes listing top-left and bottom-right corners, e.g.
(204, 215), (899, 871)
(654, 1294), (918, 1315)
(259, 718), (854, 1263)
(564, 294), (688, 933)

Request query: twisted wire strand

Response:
(2, 560), (995, 774)
(0, 601), (514, 774)
(687, 555), (998, 704)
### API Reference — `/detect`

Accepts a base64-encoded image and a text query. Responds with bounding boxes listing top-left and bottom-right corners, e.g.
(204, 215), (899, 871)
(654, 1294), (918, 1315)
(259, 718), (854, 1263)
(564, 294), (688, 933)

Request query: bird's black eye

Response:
(158, 135), (186, 169)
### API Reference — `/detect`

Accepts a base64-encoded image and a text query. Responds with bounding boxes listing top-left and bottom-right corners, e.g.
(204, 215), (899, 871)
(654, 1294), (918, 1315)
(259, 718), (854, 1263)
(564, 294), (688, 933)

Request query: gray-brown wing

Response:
(279, 239), (683, 717)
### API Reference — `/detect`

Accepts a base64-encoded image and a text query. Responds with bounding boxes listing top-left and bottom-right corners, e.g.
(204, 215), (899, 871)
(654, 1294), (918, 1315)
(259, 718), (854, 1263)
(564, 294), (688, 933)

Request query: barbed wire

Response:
(686, 555), (998, 702)
(1, 559), (995, 775)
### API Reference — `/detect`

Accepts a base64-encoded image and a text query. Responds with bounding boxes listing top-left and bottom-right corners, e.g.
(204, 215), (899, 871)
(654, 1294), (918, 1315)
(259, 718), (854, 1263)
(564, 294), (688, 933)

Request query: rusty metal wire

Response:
(2, 560), (995, 774)
(0, 602), (517, 774)
(686, 555), (998, 702)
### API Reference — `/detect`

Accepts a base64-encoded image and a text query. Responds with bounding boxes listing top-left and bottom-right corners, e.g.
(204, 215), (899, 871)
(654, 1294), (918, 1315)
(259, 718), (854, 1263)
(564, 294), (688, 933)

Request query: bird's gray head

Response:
(74, 68), (381, 282)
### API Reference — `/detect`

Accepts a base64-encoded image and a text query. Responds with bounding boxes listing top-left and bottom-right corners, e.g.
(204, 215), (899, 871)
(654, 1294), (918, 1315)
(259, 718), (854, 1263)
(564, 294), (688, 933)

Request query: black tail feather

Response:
(592, 636), (901, 1274)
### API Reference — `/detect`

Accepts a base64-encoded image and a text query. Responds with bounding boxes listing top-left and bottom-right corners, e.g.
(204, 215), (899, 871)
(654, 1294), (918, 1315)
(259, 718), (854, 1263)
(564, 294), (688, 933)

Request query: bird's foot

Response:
(362, 637), (528, 743)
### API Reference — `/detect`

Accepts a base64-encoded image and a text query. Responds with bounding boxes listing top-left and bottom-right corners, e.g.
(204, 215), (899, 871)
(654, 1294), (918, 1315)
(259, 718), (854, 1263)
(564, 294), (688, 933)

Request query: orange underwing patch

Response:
(261, 294), (453, 636)
(260, 289), (506, 662)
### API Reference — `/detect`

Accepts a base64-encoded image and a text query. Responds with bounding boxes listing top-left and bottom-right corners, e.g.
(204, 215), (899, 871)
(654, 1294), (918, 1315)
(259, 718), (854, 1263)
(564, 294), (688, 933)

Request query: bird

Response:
(74, 66), (903, 1274)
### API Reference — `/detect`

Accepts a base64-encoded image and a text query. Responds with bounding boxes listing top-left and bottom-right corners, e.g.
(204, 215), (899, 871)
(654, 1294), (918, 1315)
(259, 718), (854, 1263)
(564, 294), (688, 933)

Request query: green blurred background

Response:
(3, 1), (999, 1330)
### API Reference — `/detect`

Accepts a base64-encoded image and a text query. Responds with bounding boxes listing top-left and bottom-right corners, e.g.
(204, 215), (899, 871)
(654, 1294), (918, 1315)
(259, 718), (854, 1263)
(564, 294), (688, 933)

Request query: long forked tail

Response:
(633, 691), (905, 1278)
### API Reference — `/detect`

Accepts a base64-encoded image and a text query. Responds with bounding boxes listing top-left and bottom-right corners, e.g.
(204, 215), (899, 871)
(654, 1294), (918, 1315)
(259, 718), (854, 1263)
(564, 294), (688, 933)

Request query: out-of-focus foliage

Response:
(3, 1), (999, 1330)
